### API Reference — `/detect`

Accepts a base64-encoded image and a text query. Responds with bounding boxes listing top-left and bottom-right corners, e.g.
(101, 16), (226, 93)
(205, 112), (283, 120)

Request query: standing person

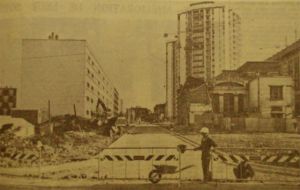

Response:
(194, 127), (217, 182)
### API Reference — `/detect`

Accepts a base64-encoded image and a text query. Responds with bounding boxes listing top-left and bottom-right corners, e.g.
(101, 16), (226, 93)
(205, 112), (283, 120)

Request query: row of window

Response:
(86, 81), (113, 104)
(87, 55), (114, 96)
(87, 68), (112, 96)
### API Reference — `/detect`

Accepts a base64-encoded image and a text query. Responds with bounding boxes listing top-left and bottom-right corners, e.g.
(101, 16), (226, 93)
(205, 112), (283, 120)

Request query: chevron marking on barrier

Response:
(289, 156), (299, 163)
(265, 155), (278, 163)
(1, 151), (39, 163)
(102, 154), (177, 161)
(278, 155), (290, 163)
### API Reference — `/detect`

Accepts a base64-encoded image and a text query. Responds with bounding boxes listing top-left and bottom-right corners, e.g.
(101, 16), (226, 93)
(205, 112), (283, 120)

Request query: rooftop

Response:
(190, 1), (214, 6)
(267, 38), (300, 60)
(237, 61), (280, 74)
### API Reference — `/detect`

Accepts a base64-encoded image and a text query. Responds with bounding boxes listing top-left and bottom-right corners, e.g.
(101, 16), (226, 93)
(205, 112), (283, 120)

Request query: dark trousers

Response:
(202, 157), (211, 181)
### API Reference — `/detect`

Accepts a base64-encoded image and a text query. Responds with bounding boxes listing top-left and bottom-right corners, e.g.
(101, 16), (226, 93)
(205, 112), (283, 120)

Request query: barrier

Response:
(98, 147), (180, 181)
(96, 146), (300, 184)
(0, 150), (39, 167)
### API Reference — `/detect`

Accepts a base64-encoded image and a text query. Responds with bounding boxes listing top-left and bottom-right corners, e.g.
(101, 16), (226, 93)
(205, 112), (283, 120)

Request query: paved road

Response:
(99, 125), (236, 181)
(0, 183), (299, 190)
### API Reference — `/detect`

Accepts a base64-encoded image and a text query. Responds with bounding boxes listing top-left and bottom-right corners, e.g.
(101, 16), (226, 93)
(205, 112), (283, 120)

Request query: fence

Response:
(213, 117), (300, 133)
(96, 146), (300, 183)
(0, 146), (299, 183)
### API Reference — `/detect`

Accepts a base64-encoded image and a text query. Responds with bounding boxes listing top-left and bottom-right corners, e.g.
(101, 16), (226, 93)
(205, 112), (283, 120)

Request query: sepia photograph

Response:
(0, 0), (299, 189)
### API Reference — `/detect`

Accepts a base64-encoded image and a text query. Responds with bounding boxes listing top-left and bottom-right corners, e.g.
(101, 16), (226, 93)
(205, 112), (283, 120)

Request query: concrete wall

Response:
(216, 116), (300, 133)
(249, 76), (294, 118)
(84, 47), (115, 118)
(21, 39), (86, 117)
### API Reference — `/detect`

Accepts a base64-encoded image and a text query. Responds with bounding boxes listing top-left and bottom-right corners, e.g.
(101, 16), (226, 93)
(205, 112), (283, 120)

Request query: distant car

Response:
(115, 117), (128, 128)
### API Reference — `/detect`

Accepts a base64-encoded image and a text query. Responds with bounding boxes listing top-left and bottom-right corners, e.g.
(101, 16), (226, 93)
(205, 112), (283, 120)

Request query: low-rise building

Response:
(248, 76), (294, 118)
(211, 61), (294, 118)
(177, 77), (211, 125)
(153, 103), (165, 122)
(211, 70), (248, 116)
(0, 87), (17, 115)
(126, 107), (151, 124)
(266, 38), (300, 116)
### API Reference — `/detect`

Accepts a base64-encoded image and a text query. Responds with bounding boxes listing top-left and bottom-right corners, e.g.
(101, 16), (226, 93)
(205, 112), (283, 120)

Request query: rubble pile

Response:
(0, 115), (112, 168)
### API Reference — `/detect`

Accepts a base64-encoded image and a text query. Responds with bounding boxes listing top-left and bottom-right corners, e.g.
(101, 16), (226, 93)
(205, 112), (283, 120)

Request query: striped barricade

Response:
(213, 151), (300, 168)
(98, 148), (179, 180)
(0, 150), (39, 167)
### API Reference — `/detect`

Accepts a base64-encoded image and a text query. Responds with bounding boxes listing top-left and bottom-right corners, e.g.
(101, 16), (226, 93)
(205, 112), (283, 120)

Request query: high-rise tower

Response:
(181, 1), (241, 81)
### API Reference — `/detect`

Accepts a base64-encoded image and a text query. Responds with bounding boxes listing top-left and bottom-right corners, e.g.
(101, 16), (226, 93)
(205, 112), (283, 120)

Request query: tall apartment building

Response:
(165, 40), (180, 120)
(180, 1), (241, 81)
(20, 37), (120, 119)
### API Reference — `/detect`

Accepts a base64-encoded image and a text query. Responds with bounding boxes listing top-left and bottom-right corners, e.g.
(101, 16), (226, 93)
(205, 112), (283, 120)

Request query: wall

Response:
(249, 76), (294, 118)
(216, 116), (299, 133)
(11, 109), (39, 125)
(84, 47), (115, 118)
(21, 39), (86, 117)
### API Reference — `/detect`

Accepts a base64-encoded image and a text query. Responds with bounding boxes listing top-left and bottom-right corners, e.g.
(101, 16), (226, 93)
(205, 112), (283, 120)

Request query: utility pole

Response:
(166, 42), (169, 120)
(48, 100), (51, 123)
(257, 72), (260, 114)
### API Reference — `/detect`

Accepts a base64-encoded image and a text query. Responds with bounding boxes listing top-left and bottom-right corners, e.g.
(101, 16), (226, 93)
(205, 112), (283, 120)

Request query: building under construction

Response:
(180, 1), (241, 81)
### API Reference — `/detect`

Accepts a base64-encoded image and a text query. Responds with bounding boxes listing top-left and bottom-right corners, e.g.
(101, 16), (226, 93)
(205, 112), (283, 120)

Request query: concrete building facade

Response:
(20, 38), (119, 119)
(181, 1), (241, 81)
(248, 76), (294, 118)
(211, 62), (294, 118)
(267, 39), (300, 116)
(177, 77), (211, 125)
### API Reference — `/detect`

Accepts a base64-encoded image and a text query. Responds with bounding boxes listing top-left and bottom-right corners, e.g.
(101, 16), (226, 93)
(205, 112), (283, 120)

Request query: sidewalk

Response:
(0, 175), (299, 190)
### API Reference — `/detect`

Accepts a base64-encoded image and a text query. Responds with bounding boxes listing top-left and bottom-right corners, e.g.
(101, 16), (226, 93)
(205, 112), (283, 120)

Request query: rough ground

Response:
(0, 116), (113, 168)
(185, 133), (300, 152)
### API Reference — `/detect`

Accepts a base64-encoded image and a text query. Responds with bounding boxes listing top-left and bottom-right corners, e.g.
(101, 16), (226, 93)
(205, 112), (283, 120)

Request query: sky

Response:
(0, 0), (300, 110)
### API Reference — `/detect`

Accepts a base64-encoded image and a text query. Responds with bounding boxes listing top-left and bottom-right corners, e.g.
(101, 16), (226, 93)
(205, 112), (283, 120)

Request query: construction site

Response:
(1, 0), (300, 189)
(0, 121), (299, 189)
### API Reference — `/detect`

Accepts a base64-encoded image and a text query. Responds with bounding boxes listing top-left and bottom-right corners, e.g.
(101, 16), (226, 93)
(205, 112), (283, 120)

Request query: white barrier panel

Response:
(99, 148), (179, 179)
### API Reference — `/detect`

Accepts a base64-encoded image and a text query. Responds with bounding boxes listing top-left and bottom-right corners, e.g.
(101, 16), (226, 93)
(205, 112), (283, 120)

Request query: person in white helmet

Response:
(193, 127), (217, 182)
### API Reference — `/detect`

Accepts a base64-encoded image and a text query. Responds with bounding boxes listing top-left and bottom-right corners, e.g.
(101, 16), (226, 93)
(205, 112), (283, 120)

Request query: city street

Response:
(0, 124), (299, 189)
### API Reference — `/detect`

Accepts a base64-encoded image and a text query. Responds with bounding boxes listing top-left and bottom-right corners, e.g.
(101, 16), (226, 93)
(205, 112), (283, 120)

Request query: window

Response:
(87, 82), (90, 88)
(270, 86), (283, 100)
(212, 94), (220, 113)
(86, 110), (89, 115)
(86, 96), (90, 101)
(271, 113), (283, 118)
(238, 94), (244, 112)
(271, 106), (282, 112)
(224, 93), (234, 114)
